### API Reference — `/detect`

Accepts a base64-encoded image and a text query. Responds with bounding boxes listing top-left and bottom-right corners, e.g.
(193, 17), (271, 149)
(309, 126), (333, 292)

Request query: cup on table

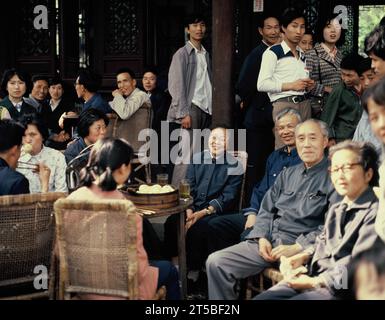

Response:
(179, 179), (190, 200)
(156, 173), (169, 186)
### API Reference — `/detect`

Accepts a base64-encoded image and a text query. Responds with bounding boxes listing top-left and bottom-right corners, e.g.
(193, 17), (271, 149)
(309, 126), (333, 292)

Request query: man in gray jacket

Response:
(167, 13), (212, 186)
(206, 119), (338, 299)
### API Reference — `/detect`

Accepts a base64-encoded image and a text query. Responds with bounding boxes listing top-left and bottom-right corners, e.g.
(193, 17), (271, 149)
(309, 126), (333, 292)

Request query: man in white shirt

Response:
(258, 8), (314, 148)
(109, 68), (151, 120)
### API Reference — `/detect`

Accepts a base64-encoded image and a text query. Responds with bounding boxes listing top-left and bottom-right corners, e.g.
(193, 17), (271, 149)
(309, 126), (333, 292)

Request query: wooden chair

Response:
(0, 192), (67, 300)
(106, 101), (153, 184)
(228, 150), (248, 212)
(54, 198), (165, 300)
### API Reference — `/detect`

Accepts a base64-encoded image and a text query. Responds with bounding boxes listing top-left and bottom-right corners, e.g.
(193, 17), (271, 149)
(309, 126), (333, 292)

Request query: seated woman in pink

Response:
(68, 137), (180, 300)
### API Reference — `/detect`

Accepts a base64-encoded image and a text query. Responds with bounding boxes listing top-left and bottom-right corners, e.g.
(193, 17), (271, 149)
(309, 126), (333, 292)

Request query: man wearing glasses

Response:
(206, 119), (338, 300)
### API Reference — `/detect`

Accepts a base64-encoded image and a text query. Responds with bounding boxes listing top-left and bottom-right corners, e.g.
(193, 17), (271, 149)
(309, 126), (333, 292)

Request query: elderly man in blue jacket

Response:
(164, 126), (243, 289)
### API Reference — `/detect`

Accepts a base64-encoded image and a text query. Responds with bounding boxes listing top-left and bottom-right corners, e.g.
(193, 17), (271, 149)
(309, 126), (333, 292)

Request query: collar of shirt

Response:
(188, 40), (206, 54)
(301, 156), (328, 176)
(281, 40), (306, 61)
(321, 42), (337, 60)
(278, 146), (298, 157)
(341, 187), (377, 212)
(20, 145), (45, 163)
(50, 99), (61, 111)
(13, 101), (23, 112)
(261, 40), (270, 48)
(203, 150), (226, 163)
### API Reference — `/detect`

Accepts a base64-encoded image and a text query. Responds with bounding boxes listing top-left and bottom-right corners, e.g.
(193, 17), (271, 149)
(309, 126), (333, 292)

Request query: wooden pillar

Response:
(211, 0), (235, 127)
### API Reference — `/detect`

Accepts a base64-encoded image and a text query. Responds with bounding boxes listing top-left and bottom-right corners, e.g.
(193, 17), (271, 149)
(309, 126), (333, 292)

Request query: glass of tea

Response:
(156, 173), (169, 186)
(179, 179), (190, 200)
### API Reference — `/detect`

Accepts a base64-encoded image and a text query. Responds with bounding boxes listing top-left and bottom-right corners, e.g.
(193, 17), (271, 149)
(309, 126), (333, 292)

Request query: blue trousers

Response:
(150, 260), (181, 300)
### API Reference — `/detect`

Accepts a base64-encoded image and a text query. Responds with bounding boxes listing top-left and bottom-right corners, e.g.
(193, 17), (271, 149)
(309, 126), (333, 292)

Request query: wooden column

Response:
(211, 0), (235, 127)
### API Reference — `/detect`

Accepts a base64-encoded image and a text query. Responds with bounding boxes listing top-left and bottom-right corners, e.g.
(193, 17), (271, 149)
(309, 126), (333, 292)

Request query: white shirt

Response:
(109, 88), (151, 120)
(17, 145), (68, 193)
(190, 41), (212, 115)
(257, 40), (308, 102)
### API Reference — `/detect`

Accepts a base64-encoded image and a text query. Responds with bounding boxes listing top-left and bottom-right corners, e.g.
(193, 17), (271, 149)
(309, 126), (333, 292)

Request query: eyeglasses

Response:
(328, 162), (362, 174)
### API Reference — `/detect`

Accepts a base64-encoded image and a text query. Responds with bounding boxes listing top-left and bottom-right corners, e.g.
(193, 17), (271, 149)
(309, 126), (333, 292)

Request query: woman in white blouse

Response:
(17, 115), (68, 193)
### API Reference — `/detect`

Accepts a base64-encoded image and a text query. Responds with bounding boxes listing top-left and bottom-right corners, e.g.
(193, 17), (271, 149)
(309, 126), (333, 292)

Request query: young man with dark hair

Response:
(0, 119), (30, 195)
(168, 13), (212, 186)
(236, 13), (280, 201)
(74, 69), (112, 114)
(321, 53), (364, 143)
(257, 8), (314, 148)
(364, 25), (385, 79)
(109, 67), (151, 120)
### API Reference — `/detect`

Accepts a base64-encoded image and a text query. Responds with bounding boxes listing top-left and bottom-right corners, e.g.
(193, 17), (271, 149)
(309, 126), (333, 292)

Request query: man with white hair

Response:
(206, 119), (338, 300)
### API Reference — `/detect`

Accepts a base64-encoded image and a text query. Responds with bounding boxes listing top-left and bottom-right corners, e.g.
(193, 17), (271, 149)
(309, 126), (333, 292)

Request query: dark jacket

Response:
(1, 96), (37, 121)
(140, 87), (171, 134)
(187, 150), (243, 213)
(236, 42), (274, 131)
(0, 157), (29, 195)
(64, 137), (88, 164)
(41, 97), (74, 134)
(320, 83), (362, 141)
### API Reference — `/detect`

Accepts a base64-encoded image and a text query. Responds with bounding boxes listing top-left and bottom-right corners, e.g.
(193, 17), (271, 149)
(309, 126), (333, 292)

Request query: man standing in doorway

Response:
(167, 13), (212, 187)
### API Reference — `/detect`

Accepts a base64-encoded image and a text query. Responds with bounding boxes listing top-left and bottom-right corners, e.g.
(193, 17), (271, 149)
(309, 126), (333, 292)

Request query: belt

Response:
(274, 95), (307, 104)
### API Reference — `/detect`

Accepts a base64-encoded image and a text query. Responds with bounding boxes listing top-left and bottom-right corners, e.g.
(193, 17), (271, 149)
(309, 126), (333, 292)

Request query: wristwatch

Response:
(205, 206), (216, 215)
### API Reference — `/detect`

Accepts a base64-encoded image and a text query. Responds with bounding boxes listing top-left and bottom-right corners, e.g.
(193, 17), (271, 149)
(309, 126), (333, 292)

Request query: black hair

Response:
(184, 12), (207, 28)
(80, 138), (134, 191)
(280, 7), (305, 29)
(142, 66), (159, 77)
(357, 57), (373, 76)
(1, 68), (31, 93)
(304, 28), (313, 37)
(19, 114), (49, 142)
(0, 119), (26, 153)
(362, 76), (385, 112)
(77, 69), (102, 93)
(77, 108), (109, 139)
(364, 25), (385, 60)
(340, 53), (365, 74)
(48, 76), (64, 87)
(329, 140), (379, 187)
(31, 75), (49, 85)
(313, 12), (346, 46)
(257, 13), (280, 29)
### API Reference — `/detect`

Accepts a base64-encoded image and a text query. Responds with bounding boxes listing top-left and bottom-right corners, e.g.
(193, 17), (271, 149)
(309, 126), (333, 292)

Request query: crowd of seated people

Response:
(1, 7), (385, 301)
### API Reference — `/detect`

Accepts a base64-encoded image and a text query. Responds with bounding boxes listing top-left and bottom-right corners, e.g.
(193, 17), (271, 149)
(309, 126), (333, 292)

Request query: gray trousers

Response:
(206, 240), (276, 300)
(171, 104), (211, 187)
(253, 282), (334, 300)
